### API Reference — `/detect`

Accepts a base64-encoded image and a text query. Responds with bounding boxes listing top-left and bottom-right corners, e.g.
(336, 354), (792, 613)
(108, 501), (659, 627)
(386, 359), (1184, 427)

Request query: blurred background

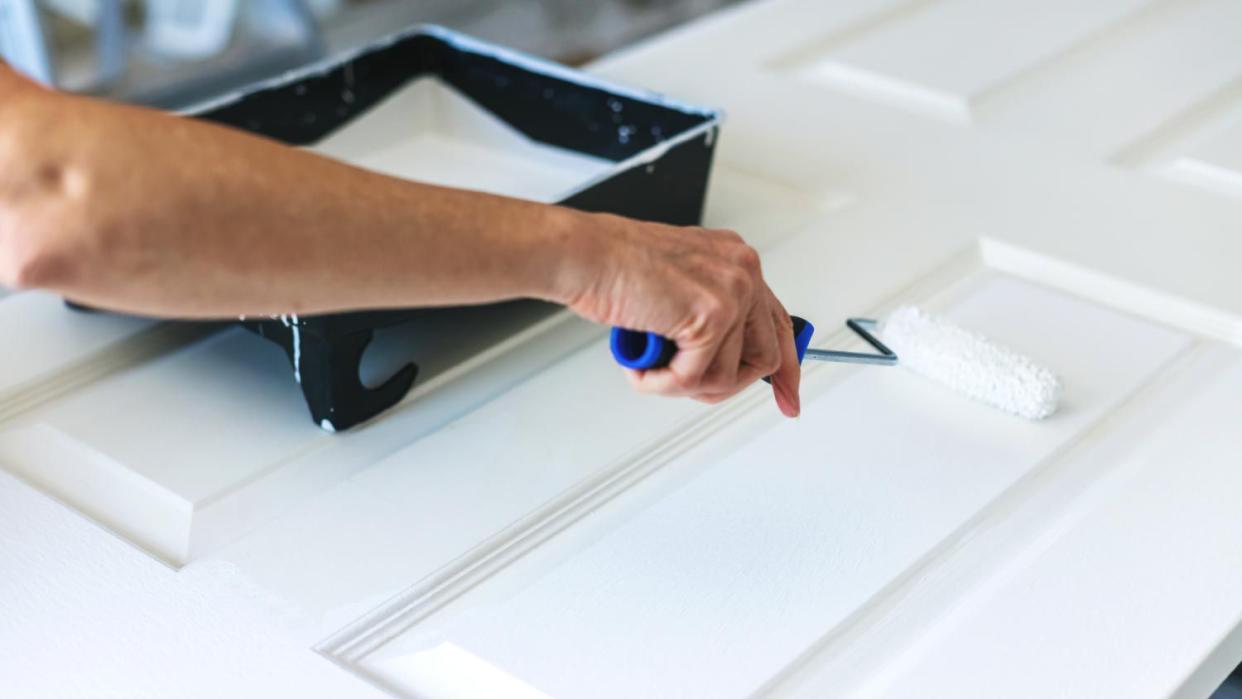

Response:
(0, 0), (742, 108)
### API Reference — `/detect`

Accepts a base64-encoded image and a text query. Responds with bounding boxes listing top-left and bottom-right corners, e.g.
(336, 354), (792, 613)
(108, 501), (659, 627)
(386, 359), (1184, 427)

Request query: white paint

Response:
(979, 238), (1242, 347)
(759, 341), (1238, 697)
(978, 0), (1242, 159)
(701, 165), (845, 252)
(309, 77), (615, 203)
(784, 0), (1153, 121)
(195, 25), (722, 207)
(0, 303), (595, 565)
(0, 328), (318, 565)
(186, 24), (718, 122)
(0, 468), (382, 699)
(5, 4), (1242, 697)
(420, 25), (716, 119)
(872, 352), (1242, 699)
(0, 423), (193, 564)
(0, 291), (152, 399)
(882, 305), (1060, 419)
(353, 275), (1190, 697)
(279, 313), (302, 384)
(368, 643), (551, 699)
(1158, 107), (1242, 200)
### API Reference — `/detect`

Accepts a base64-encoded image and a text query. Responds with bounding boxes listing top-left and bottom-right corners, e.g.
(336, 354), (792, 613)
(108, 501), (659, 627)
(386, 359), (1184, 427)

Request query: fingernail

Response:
(779, 384), (800, 418)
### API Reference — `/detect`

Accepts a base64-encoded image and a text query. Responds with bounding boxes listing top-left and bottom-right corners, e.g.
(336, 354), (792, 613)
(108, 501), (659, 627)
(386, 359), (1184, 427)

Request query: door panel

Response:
(848, 348), (1242, 698)
(322, 267), (1213, 697)
(777, 0), (1155, 122)
(0, 291), (165, 412)
(3, 1), (1242, 697)
(979, 0), (1242, 159)
(1152, 106), (1242, 200)
(0, 304), (594, 566)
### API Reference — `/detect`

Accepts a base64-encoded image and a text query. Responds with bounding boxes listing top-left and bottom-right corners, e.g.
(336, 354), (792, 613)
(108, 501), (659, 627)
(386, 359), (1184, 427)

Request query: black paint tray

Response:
(184, 25), (722, 431)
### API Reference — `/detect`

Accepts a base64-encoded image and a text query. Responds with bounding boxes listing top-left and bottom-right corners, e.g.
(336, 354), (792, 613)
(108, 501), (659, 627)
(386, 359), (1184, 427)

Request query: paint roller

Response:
(610, 307), (1061, 420)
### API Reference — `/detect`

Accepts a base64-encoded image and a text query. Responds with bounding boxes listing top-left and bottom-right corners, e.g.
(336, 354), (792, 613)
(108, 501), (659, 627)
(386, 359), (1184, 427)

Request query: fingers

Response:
(740, 293), (781, 377)
(601, 222), (800, 416)
(628, 289), (794, 410)
(685, 296), (780, 401)
(626, 343), (712, 396)
(767, 296), (802, 417)
(694, 315), (746, 392)
(627, 313), (747, 397)
(688, 293), (801, 415)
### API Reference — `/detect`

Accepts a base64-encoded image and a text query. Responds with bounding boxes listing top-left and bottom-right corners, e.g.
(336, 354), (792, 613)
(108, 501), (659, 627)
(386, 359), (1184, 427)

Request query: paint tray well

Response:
(127, 25), (722, 431)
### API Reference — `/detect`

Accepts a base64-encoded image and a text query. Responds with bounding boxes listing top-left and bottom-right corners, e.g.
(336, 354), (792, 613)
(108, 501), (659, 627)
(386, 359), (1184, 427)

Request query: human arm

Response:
(0, 65), (800, 415)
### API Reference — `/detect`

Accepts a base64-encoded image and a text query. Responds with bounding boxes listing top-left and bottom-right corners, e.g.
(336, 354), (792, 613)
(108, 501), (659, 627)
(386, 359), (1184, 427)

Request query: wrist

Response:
(532, 205), (612, 308)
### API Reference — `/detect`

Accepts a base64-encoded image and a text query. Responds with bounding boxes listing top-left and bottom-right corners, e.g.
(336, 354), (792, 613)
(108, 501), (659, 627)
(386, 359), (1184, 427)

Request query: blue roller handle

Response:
(611, 316), (815, 371)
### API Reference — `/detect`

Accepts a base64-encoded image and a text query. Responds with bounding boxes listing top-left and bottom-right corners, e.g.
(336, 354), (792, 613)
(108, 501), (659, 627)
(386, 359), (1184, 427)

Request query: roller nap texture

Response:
(881, 306), (1061, 420)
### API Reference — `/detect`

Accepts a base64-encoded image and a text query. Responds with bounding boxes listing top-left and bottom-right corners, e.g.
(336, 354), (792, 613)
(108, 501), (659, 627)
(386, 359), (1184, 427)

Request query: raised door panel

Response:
(978, 0), (1242, 159)
(310, 3), (1242, 697)
(319, 257), (1232, 697)
(1144, 103), (1242, 200)
(0, 303), (588, 565)
(4, 2), (1242, 698)
(777, 0), (1155, 122)
(0, 291), (166, 413)
(812, 347), (1242, 698)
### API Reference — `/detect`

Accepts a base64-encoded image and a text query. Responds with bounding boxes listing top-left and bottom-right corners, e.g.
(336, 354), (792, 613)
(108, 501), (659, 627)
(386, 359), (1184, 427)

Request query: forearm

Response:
(0, 67), (592, 318)
(0, 66), (803, 415)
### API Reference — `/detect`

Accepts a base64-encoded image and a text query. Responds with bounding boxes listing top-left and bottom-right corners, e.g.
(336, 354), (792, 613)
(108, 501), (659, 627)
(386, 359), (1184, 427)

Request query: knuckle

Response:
(627, 377), (657, 395)
(704, 365), (739, 392)
(758, 347), (781, 375)
(735, 245), (762, 274)
(765, 359), (781, 378)
(698, 295), (735, 328)
(4, 235), (70, 289)
(673, 372), (703, 393)
(722, 265), (752, 297)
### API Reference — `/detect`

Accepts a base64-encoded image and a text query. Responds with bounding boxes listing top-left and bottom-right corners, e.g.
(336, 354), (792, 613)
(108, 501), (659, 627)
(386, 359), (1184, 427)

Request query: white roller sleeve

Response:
(881, 306), (1061, 420)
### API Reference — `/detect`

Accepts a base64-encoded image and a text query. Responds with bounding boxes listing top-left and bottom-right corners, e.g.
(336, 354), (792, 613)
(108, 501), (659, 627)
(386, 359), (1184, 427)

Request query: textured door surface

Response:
(3, 1), (1241, 697)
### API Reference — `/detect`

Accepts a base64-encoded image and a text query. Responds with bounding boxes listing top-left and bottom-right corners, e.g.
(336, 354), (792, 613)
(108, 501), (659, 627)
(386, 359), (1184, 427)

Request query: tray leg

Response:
(295, 329), (418, 432)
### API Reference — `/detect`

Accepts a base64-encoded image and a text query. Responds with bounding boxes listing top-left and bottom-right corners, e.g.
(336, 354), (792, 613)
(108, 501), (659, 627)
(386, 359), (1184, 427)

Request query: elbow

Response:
(0, 224), (78, 291)
(0, 170), (84, 291)
(0, 100), (88, 292)
(0, 246), (21, 289)
(0, 168), (85, 294)
(10, 250), (75, 291)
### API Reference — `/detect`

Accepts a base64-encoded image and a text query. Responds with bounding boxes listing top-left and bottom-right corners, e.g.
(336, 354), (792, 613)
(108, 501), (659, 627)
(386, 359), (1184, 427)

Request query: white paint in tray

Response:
(279, 314), (302, 384)
(308, 77), (614, 203)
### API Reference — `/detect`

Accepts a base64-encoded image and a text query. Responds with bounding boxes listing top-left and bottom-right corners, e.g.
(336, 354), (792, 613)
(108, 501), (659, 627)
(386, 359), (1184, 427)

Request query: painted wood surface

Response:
(783, 0), (1156, 122)
(353, 274), (1195, 697)
(2, 1), (1241, 697)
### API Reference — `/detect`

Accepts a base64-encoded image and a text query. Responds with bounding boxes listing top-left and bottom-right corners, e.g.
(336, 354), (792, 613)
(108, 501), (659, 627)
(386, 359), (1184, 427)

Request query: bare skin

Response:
(0, 65), (801, 416)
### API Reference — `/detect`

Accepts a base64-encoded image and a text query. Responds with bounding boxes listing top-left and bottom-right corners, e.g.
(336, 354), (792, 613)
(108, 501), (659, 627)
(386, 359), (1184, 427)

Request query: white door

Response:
(3, 1), (1242, 697)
